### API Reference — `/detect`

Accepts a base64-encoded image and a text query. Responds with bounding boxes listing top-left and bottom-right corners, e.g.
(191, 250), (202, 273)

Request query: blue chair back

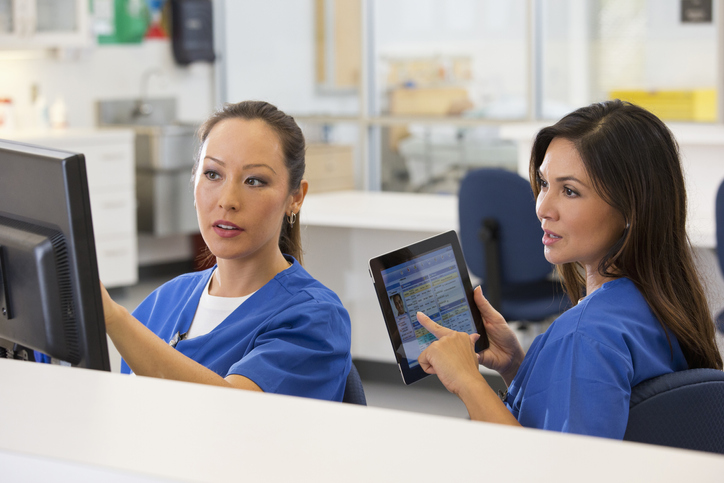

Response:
(459, 168), (552, 285)
(342, 362), (366, 405)
(624, 368), (724, 454)
(716, 180), (724, 277)
(714, 181), (724, 332)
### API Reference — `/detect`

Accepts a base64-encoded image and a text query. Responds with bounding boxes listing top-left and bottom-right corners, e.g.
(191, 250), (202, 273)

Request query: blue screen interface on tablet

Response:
(380, 244), (477, 368)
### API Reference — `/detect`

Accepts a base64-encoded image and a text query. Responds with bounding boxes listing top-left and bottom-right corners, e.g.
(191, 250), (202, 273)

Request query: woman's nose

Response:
(536, 190), (553, 221)
(219, 183), (240, 211)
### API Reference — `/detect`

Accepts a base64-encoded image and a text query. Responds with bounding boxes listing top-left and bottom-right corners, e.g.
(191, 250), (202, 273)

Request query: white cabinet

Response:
(0, 0), (91, 48)
(4, 128), (138, 288)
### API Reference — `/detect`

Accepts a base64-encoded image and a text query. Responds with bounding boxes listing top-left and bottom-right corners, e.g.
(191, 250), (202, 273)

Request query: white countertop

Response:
(0, 127), (134, 143)
(301, 190), (458, 233)
(2, 358), (723, 482)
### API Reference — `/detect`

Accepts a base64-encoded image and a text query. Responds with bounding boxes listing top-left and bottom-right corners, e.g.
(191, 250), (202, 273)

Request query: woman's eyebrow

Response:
(555, 175), (588, 187)
(243, 163), (277, 174)
(203, 157), (277, 174)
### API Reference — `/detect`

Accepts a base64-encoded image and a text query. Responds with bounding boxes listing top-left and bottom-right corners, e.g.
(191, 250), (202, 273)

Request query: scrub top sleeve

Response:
(227, 300), (352, 401)
(520, 333), (633, 438)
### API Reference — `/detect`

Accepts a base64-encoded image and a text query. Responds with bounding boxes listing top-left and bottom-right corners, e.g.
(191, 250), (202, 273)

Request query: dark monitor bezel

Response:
(0, 138), (110, 371)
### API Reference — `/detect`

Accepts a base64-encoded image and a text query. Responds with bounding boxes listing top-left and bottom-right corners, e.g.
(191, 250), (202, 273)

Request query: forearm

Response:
(106, 305), (259, 390)
(458, 373), (521, 426)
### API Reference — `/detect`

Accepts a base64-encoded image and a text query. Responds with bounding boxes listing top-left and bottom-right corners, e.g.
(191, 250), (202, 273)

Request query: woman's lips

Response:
(542, 229), (562, 246)
(213, 220), (242, 238)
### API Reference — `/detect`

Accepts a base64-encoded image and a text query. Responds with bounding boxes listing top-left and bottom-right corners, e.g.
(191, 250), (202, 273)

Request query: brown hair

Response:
(193, 100), (306, 264)
(530, 100), (722, 370)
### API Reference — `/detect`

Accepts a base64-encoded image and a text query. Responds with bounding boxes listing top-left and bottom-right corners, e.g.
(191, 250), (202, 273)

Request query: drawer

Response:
(89, 190), (136, 237)
(81, 144), (135, 189)
(9, 132), (135, 190)
(96, 236), (138, 288)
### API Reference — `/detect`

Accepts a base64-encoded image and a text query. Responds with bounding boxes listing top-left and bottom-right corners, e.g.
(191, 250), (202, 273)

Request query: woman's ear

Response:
(289, 179), (309, 214)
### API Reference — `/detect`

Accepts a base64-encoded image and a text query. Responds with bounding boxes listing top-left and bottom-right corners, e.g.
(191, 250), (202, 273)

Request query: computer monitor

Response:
(0, 138), (110, 371)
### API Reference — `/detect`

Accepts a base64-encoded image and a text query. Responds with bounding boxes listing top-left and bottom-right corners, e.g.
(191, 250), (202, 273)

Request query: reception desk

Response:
(1, 359), (723, 482)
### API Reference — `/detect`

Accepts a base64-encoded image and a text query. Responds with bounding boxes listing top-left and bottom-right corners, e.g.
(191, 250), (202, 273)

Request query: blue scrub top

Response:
(121, 257), (352, 401)
(505, 277), (687, 439)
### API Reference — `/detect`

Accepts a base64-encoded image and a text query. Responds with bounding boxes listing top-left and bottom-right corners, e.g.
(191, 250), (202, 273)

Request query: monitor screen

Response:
(0, 138), (110, 370)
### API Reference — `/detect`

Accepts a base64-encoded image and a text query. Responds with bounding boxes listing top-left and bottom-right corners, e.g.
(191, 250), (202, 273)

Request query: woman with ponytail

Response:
(101, 101), (351, 401)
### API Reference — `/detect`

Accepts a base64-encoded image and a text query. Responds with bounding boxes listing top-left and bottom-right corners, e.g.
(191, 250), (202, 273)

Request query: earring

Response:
(287, 212), (296, 228)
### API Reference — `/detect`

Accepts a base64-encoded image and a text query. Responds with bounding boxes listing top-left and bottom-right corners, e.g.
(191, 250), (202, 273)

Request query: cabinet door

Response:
(0, 0), (90, 48)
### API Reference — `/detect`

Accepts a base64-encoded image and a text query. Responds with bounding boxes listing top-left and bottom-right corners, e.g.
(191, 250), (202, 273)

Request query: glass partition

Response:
(541, 0), (718, 122)
(218, 0), (722, 193)
(297, 120), (362, 193)
(379, 123), (519, 194)
(372, 0), (529, 120)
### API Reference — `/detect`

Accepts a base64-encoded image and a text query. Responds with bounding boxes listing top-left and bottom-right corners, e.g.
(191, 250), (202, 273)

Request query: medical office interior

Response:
(2, 0), (724, 471)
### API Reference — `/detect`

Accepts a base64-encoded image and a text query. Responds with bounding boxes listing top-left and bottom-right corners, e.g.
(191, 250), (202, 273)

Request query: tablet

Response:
(368, 230), (489, 385)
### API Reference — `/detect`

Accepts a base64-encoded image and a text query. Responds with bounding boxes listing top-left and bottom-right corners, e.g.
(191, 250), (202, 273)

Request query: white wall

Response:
(0, 40), (215, 130)
(220, 0), (359, 115)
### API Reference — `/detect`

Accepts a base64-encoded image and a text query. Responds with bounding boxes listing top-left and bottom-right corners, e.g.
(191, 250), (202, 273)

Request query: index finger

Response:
(416, 311), (454, 339)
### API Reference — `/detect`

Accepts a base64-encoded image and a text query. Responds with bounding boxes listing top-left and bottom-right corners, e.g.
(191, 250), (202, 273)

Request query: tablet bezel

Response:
(368, 230), (489, 385)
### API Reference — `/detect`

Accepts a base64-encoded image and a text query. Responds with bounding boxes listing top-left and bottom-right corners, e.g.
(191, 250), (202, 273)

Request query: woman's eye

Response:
(536, 177), (548, 189)
(204, 170), (221, 180)
(564, 187), (577, 197)
(246, 177), (265, 187)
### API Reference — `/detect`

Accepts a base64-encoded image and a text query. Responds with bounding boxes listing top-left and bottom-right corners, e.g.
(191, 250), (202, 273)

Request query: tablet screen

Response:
(369, 231), (488, 384)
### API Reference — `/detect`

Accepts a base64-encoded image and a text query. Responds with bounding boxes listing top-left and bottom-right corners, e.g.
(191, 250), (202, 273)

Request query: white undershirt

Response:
(186, 269), (255, 339)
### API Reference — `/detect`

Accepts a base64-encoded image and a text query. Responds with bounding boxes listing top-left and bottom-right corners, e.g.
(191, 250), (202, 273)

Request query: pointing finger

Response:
(416, 311), (454, 339)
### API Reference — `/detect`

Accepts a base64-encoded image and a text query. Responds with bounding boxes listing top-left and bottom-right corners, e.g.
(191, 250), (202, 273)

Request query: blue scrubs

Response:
(505, 277), (687, 439)
(121, 257), (352, 401)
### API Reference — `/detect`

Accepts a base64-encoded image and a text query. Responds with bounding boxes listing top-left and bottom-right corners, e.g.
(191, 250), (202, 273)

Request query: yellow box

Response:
(609, 89), (717, 122)
(389, 87), (469, 115)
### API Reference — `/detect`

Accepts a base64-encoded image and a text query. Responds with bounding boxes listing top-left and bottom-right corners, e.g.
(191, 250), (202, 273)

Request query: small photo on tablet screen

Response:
(379, 243), (478, 368)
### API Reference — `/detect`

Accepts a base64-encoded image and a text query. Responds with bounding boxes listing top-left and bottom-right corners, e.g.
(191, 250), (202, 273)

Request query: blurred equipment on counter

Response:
(97, 97), (199, 237)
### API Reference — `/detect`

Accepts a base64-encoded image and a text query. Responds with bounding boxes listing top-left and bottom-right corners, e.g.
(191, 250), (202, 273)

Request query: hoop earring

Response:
(287, 212), (296, 228)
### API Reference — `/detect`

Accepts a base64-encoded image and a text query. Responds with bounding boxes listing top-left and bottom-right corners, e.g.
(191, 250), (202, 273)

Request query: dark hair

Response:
(529, 99), (722, 370)
(193, 100), (306, 264)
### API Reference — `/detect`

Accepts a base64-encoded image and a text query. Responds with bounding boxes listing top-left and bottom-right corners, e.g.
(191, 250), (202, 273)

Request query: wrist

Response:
(455, 371), (488, 400)
(500, 351), (524, 387)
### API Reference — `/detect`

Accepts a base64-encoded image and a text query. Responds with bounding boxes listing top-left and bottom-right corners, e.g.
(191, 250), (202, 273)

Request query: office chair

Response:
(623, 368), (724, 454)
(458, 168), (568, 323)
(342, 362), (367, 405)
(715, 179), (724, 333)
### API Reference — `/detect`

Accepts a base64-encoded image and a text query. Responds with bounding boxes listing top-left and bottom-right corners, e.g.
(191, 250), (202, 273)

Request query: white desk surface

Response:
(301, 190), (458, 233)
(2, 359), (723, 482)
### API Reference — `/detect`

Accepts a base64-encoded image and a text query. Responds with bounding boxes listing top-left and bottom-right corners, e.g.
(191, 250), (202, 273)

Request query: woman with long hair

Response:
(417, 100), (722, 437)
(101, 101), (352, 401)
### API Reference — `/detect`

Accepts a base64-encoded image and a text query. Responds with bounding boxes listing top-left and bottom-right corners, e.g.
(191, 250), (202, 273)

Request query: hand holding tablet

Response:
(369, 231), (489, 384)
